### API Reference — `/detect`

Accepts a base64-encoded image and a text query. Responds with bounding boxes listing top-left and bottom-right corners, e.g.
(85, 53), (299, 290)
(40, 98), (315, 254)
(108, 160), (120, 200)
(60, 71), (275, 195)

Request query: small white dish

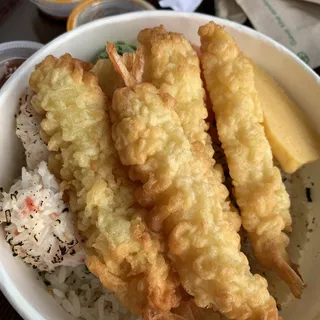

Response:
(0, 11), (320, 320)
(29, 0), (81, 19)
(0, 41), (43, 88)
(67, 0), (156, 30)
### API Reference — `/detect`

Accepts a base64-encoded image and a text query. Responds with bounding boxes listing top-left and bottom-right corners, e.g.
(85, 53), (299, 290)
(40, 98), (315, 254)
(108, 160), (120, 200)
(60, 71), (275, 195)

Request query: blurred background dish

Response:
(29, 0), (82, 19)
(67, 0), (155, 30)
(0, 41), (43, 89)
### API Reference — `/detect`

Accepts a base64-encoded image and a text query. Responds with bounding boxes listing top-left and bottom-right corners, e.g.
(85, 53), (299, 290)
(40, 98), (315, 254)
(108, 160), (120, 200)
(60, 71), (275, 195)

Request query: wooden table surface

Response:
(0, 0), (319, 319)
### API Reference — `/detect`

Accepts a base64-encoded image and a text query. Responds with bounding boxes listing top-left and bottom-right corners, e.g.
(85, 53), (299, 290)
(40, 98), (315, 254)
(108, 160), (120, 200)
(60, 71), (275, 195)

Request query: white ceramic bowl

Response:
(1, 11), (320, 320)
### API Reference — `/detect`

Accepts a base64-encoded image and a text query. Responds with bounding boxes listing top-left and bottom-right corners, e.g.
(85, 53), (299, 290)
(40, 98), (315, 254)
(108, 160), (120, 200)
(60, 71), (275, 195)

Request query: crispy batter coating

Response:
(199, 22), (305, 298)
(138, 26), (211, 153)
(137, 26), (240, 233)
(109, 52), (278, 317)
(173, 300), (222, 320)
(29, 54), (180, 316)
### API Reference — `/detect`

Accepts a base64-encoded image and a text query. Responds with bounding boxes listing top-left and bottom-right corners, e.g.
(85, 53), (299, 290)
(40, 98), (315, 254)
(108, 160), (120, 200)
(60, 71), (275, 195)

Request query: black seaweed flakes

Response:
(60, 246), (67, 255)
(5, 209), (11, 225)
(53, 233), (64, 243)
(306, 187), (312, 202)
(10, 193), (17, 200)
(13, 241), (23, 247)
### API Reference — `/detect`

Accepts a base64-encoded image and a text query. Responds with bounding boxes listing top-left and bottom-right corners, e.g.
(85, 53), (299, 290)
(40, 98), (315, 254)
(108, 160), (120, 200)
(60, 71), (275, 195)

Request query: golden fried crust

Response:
(199, 22), (304, 298)
(30, 54), (94, 91)
(111, 83), (278, 320)
(173, 300), (221, 320)
(138, 26), (211, 153)
(29, 54), (181, 316)
(137, 26), (239, 232)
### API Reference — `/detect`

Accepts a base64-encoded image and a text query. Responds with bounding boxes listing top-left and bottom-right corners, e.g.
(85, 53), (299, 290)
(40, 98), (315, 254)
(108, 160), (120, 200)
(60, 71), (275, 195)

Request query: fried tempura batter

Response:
(109, 48), (278, 320)
(199, 22), (305, 298)
(137, 28), (239, 232)
(138, 26), (211, 152)
(29, 54), (180, 317)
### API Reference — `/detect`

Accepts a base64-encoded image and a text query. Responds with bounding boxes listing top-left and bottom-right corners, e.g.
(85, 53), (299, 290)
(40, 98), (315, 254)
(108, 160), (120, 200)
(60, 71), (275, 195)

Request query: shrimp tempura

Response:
(137, 28), (240, 232)
(138, 26), (211, 153)
(29, 54), (180, 317)
(108, 46), (278, 320)
(199, 22), (305, 298)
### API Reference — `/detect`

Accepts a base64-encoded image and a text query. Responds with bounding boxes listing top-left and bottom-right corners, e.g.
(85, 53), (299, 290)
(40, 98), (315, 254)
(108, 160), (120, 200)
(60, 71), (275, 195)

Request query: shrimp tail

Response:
(275, 259), (305, 298)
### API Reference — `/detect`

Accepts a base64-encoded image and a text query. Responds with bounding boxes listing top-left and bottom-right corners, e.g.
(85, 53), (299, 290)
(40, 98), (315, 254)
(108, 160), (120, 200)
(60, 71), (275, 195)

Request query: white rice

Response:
(16, 88), (49, 169)
(43, 265), (136, 320)
(0, 161), (86, 271)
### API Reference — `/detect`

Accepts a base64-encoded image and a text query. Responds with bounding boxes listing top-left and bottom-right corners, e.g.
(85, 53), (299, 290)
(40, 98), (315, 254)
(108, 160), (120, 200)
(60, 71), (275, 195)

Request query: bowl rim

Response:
(0, 41), (43, 51)
(1, 10), (320, 320)
(67, 0), (156, 31)
(30, 0), (81, 4)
